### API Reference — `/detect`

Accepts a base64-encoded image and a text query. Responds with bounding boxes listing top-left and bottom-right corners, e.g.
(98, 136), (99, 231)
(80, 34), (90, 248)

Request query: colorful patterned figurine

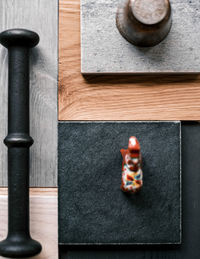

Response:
(120, 136), (143, 193)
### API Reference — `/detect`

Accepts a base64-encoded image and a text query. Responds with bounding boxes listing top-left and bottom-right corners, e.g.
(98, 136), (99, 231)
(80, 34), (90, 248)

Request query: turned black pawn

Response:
(0, 29), (41, 258)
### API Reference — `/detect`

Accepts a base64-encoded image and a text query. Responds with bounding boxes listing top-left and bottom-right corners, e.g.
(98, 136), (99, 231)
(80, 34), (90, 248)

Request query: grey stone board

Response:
(81, 0), (200, 73)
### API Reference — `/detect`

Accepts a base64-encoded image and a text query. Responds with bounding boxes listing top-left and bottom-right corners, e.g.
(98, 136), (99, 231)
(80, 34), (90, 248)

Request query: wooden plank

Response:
(59, 0), (200, 121)
(0, 188), (58, 259)
(0, 0), (58, 187)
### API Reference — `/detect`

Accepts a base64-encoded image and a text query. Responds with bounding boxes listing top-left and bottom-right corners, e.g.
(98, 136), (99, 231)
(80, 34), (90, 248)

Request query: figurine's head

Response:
(128, 136), (140, 158)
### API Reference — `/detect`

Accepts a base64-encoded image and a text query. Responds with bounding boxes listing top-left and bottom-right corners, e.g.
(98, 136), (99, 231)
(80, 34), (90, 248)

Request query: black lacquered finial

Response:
(0, 28), (39, 48)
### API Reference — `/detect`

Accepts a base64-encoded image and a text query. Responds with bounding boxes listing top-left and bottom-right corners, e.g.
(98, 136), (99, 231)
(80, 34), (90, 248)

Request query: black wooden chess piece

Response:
(0, 29), (42, 258)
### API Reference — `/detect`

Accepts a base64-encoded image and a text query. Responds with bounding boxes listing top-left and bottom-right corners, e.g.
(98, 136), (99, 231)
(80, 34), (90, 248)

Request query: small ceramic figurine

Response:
(120, 136), (143, 193)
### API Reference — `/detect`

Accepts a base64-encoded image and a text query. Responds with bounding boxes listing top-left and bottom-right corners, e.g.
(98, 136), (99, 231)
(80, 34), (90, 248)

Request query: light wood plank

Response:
(59, 0), (200, 121)
(0, 188), (58, 259)
(0, 0), (58, 187)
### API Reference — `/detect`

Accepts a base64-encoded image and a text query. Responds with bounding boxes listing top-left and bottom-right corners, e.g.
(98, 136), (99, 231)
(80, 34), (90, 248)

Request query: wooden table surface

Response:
(59, 0), (200, 121)
(1, 1), (200, 259)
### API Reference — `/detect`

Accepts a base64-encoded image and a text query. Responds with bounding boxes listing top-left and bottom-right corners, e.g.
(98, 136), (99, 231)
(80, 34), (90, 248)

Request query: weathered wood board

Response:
(0, 0), (58, 186)
(59, 0), (200, 121)
(0, 188), (58, 259)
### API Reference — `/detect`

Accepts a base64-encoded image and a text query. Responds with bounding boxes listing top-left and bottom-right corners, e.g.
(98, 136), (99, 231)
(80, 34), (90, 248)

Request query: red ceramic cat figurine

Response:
(120, 136), (143, 193)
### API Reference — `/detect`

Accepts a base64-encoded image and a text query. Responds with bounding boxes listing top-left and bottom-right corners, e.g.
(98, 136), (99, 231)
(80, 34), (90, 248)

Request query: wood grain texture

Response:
(59, 0), (200, 121)
(0, 188), (58, 259)
(0, 0), (58, 187)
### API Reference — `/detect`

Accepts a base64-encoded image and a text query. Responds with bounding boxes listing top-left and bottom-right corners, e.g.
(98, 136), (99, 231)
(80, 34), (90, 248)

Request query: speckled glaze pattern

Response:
(121, 136), (143, 193)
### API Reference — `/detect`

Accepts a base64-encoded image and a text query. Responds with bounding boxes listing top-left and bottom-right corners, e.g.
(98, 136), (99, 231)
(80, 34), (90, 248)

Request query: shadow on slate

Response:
(58, 122), (181, 245)
(60, 122), (200, 259)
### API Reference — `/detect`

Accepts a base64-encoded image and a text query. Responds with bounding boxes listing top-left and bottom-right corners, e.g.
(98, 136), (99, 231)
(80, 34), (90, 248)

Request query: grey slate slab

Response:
(81, 0), (200, 73)
(60, 122), (200, 259)
(58, 121), (181, 245)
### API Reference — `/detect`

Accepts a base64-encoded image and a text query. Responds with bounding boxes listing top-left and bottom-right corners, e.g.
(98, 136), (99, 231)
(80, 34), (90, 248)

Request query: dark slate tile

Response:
(58, 122), (181, 245)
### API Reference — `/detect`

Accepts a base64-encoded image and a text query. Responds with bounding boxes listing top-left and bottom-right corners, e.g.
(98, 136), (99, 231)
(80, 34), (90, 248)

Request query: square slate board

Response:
(81, 0), (200, 74)
(58, 121), (181, 245)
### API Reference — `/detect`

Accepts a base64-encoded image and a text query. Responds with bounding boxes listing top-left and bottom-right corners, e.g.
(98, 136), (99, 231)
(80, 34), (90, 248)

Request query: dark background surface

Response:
(59, 122), (200, 258)
(58, 122), (181, 245)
